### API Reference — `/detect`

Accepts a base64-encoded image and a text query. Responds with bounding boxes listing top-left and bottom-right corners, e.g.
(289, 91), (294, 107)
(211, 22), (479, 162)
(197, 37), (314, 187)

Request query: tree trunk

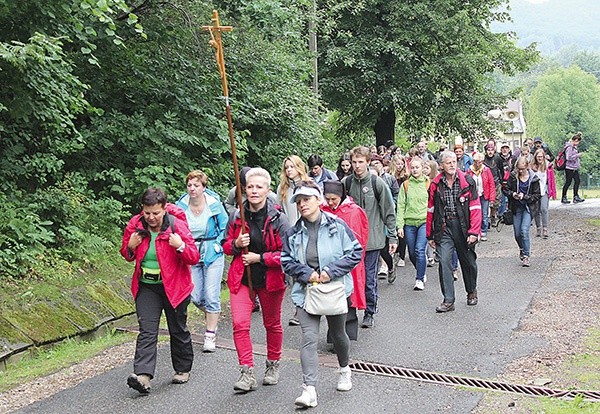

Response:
(374, 108), (396, 147)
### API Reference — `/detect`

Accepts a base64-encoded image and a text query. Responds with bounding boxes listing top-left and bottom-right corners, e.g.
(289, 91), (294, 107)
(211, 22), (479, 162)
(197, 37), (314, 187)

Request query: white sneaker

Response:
(203, 332), (216, 353)
(397, 258), (405, 267)
(337, 366), (352, 391)
(378, 261), (388, 276)
(414, 280), (425, 291)
(295, 384), (317, 407)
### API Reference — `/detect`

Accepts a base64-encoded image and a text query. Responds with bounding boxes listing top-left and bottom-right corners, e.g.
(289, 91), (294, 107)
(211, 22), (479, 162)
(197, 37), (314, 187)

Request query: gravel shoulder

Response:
(1, 200), (599, 414)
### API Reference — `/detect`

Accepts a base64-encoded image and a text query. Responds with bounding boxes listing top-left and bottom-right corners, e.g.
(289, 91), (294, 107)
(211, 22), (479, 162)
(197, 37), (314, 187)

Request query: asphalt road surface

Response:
(17, 200), (599, 414)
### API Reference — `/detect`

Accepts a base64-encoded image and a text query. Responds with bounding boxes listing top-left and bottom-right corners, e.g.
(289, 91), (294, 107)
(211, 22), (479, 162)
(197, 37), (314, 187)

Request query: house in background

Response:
(487, 99), (526, 151)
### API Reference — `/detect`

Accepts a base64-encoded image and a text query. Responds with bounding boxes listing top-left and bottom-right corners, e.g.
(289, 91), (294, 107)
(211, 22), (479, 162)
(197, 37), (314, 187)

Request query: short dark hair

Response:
(141, 188), (167, 207)
(307, 154), (323, 168)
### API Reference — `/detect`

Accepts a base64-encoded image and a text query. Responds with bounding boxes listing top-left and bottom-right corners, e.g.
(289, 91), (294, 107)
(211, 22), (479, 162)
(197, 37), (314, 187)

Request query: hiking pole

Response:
(202, 10), (254, 298)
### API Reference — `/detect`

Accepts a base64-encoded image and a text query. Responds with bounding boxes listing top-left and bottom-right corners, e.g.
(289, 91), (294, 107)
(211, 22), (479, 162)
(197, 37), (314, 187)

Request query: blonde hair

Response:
(472, 152), (484, 162)
(245, 167), (271, 187)
(278, 155), (309, 203)
(530, 148), (547, 173)
(389, 154), (408, 182)
(427, 160), (439, 180)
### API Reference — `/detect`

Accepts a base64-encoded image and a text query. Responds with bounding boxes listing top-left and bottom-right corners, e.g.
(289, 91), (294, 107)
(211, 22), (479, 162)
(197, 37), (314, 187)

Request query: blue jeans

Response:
(190, 255), (224, 313)
(364, 250), (380, 315)
(480, 197), (489, 235)
(498, 193), (508, 217)
(513, 206), (532, 257)
(404, 223), (427, 281)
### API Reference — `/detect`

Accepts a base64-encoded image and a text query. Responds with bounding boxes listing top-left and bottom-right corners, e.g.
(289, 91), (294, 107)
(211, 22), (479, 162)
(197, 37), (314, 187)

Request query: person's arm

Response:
(377, 177), (398, 246)
(320, 220), (363, 280)
(280, 228), (314, 284)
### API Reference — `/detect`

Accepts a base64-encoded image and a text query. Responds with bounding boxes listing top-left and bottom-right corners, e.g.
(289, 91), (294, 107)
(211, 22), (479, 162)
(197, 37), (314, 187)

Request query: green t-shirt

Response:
(140, 231), (162, 284)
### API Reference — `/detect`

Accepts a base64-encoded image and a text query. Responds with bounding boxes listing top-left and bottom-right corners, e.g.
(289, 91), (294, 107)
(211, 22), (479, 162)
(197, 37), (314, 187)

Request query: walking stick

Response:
(202, 10), (254, 298)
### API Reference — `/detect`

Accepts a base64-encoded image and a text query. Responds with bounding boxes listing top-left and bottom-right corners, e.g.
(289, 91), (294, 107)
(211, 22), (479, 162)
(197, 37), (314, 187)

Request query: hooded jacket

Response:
(222, 198), (290, 294)
(176, 192), (228, 267)
(281, 211), (363, 308)
(120, 204), (199, 308)
(342, 172), (398, 250)
(503, 170), (541, 215)
(321, 196), (369, 310)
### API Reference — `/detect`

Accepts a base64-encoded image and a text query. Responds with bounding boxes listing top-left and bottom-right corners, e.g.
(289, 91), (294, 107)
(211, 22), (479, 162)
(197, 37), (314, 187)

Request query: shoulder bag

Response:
(304, 279), (348, 316)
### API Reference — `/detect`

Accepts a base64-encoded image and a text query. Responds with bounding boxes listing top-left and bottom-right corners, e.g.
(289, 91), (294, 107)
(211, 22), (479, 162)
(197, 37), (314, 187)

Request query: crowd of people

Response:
(120, 133), (585, 407)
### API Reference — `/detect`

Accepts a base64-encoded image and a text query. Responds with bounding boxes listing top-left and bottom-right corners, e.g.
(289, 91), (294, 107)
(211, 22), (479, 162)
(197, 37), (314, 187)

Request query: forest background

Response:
(1, 0), (600, 285)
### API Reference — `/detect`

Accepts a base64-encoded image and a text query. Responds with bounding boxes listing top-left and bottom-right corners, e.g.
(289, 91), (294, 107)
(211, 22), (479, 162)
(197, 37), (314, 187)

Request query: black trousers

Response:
(562, 169), (581, 198)
(134, 282), (193, 377)
(437, 219), (478, 303)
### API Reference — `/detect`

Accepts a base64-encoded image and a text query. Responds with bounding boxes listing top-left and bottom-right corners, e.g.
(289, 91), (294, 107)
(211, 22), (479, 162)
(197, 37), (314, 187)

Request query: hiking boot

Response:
(172, 371), (190, 384)
(263, 360), (280, 385)
(203, 332), (216, 353)
(561, 196), (571, 204)
(414, 280), (425, 291)
(337, 366), (352, 391)
(387, 269), (397, 284)
(490, 216), (498, 228)
(573, 195), (585, 203)
(467, 291), (478, 306)
(542, 228), (549, 239)
(435, 302), (455, 313)
(295, 384), (318, 408)
(361, 314), (374, 328)
(233, 365), (257, 392)
(522, 256), (530, 267)
(127, 373), (151, 394)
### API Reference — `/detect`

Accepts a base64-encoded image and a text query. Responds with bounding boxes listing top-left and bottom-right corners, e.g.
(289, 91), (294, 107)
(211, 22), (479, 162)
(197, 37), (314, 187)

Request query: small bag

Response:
(304, 279), (348, 316)
(502, 210), (513, 226)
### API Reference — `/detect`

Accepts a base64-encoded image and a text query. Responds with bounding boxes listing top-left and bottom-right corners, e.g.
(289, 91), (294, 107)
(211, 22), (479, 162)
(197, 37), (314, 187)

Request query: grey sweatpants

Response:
(297, 307), (350, 386)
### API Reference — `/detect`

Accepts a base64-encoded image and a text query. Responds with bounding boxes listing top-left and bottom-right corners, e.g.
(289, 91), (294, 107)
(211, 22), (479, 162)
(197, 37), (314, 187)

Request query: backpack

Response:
(402, 177), (430, 193)
(555, 146), (567, 171)
(344, 174), (382, 203)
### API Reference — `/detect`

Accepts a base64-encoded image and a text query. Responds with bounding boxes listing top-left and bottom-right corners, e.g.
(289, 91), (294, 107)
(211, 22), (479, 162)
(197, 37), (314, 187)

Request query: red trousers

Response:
(230, 284), (285, 367)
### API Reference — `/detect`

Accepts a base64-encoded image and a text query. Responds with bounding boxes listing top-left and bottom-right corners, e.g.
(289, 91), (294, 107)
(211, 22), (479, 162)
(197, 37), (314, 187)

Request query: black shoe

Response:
(573, 195), (585, 203)
(361, 314), (374, 328)
(387, 269), (397, 284)
(467, 291), (478, 306)
(561, 197), (571, 204)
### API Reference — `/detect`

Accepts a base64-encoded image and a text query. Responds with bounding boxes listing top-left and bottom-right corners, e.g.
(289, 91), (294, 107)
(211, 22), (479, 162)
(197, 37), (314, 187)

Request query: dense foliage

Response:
(317, 0), (537, 145)
(0, 0), (324, 279)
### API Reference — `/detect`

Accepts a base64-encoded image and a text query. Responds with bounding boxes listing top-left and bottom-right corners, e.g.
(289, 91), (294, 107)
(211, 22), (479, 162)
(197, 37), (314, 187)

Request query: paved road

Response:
(17, 200), (600, 413)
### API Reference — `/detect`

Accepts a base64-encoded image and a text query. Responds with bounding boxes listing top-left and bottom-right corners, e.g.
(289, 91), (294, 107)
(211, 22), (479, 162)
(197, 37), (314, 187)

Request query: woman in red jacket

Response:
(223, 168), (291, 393)
(120, 188), (200, 394)
(466, 152), (496, 241)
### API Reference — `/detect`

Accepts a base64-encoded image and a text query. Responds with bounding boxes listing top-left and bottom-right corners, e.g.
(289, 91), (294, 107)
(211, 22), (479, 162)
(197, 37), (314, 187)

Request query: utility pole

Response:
(308, 0), (318, 94)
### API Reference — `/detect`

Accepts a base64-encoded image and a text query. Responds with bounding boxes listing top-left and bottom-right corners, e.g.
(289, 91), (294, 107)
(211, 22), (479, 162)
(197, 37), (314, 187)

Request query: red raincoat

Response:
(321, 196), (369, 310)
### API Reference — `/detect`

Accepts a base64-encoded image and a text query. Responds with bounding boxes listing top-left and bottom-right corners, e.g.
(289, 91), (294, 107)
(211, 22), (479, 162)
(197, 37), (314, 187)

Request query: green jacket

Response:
(342, 172), (398, 251)
(397, 175), (428, 228)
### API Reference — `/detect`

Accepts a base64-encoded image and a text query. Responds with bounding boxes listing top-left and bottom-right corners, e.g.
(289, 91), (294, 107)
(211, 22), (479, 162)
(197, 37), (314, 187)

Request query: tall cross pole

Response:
(202, 11), (253, 297)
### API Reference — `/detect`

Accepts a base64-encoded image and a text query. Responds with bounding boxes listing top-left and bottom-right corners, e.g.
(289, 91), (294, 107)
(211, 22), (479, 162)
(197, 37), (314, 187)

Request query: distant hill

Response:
(492, 0), (600, 55)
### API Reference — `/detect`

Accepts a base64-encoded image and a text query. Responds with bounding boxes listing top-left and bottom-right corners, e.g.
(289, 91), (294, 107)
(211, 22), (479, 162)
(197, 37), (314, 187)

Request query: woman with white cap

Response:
(281, 180), (363, 408)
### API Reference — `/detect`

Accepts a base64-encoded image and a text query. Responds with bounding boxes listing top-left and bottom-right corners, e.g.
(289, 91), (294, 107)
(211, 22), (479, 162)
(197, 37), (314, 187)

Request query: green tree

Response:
(526, 65), (600, 176)
(317, 0), (537, 146)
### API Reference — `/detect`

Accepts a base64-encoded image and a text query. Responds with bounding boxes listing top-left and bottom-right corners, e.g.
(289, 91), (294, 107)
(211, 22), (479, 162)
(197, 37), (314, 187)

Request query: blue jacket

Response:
(176, 192), (228, 267)
(281, 212), (363, 308)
